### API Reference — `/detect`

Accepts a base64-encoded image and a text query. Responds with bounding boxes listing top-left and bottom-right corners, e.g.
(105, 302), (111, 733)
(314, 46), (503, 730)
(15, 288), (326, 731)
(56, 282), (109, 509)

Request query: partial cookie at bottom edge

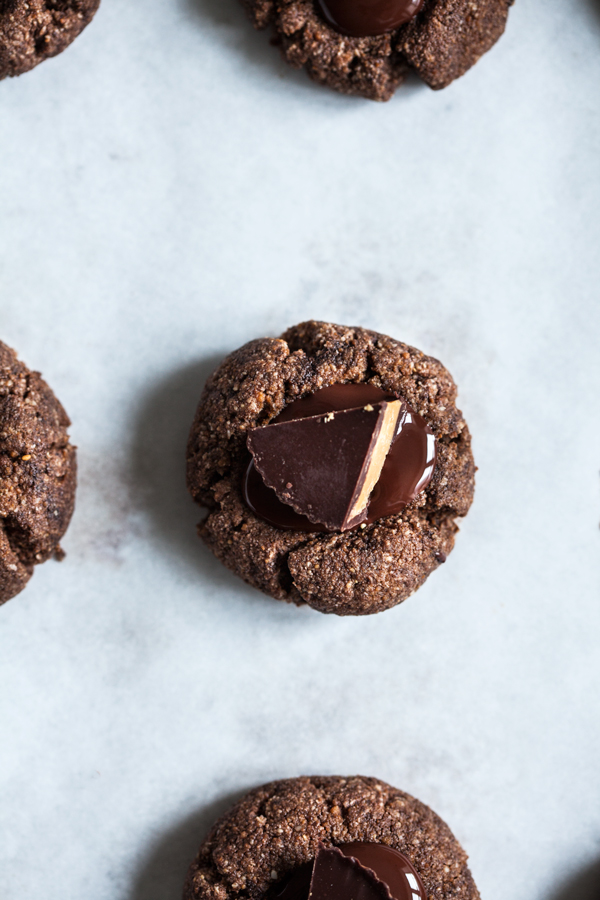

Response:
(183, 776), (480, 900)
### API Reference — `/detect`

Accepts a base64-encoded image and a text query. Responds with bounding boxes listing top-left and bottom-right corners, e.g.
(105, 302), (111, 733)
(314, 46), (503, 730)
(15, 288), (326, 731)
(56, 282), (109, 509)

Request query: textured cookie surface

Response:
(0, 341), (77, 605)
(241, 0), (512, 100)
(186, 320), (475, 616)
(183, 775), (480, 900)
(0, 0), (100, 80)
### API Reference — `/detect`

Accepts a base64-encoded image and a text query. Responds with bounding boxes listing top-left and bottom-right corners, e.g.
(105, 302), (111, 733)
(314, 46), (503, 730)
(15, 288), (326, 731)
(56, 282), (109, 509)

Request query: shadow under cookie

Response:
(548, 857), (600, 900)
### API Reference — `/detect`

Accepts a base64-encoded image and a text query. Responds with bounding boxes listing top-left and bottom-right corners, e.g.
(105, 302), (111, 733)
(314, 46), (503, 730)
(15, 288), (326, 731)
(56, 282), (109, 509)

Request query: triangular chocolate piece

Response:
(247, 400), (402, 531)
(308, 844), (397, 900)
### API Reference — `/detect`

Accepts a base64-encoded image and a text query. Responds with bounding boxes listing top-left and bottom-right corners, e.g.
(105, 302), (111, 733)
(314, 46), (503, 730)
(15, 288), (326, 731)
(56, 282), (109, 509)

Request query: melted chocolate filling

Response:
(243, 384), (435, 533)
(270, 842), (426, 900)
(316, 0), (424, 38)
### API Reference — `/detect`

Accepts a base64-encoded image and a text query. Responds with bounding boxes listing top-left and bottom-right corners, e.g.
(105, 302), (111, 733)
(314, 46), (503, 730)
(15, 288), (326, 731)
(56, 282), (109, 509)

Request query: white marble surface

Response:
(1, 0), (600, 898)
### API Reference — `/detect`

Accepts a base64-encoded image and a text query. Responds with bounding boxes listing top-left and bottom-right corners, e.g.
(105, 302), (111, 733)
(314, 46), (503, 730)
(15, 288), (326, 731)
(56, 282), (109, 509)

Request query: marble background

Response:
(1, 0), (599, 898)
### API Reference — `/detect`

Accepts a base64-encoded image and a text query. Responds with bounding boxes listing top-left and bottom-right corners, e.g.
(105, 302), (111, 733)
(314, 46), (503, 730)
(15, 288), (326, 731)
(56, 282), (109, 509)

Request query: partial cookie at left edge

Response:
(0, 0), (100, 80)
(0, 340), (77, 606)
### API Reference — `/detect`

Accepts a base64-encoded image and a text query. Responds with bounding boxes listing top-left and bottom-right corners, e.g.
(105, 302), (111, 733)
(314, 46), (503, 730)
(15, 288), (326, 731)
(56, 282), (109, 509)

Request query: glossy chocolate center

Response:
(271, 842), (426, 900)
(243, 384), (435, 533)
(339, 844), (426, 900)
(317, 0), (424, 38)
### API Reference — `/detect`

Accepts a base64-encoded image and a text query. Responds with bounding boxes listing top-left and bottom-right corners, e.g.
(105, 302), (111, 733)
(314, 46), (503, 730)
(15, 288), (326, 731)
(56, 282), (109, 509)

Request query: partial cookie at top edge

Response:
(240, 0), (512, 99)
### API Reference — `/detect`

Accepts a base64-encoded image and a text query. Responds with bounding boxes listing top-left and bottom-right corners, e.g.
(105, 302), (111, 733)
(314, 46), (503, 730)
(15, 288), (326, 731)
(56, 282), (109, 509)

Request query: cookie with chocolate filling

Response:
(186, 320), (475, 616)
(0, 340), (77, 606)
(183, 776), (480, 900)
(0, 0), (100, 81)
(240, 0), (513, 100)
